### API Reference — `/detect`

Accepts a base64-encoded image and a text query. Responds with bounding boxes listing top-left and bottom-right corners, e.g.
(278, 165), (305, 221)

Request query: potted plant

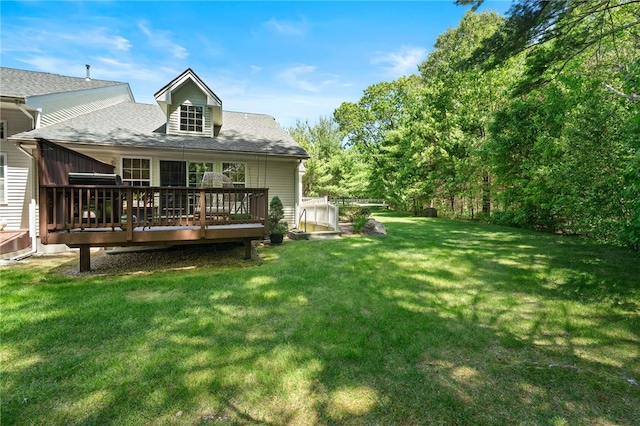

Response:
(268, 196), (288, 244)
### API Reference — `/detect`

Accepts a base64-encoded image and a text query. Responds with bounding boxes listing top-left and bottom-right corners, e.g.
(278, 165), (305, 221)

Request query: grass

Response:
(2, 211), (639, 425)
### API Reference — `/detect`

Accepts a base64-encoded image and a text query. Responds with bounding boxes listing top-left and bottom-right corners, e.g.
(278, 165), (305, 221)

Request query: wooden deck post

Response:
(244, 239), (252, 260)
(79, 244), (91, 272)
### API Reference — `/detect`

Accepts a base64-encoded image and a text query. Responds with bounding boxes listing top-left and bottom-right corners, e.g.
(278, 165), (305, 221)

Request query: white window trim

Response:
(179, 103), (204, 133)
(187, 161), (215, 187)
(0, 152), (7, 205)
(121, 156), (152, 186)
(222, 161), (247, 187)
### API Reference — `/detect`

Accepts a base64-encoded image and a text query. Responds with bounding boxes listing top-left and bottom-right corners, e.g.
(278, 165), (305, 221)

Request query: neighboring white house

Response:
(1, 67), (308, 258)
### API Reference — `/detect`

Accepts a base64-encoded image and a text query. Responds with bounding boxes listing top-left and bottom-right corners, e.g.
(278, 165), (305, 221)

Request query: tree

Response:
(334, 76), (423, 202)
(288, 117), (371, 198)
(458, 0), (640, 97)
(416, 10), (512, 216)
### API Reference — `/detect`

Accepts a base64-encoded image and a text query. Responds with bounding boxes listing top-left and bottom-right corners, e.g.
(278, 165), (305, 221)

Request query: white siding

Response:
(0, 103), (36, 230)
(29, 85), (133, 127)
(166, 81), (213, 137)
(0, 140), (33, 230)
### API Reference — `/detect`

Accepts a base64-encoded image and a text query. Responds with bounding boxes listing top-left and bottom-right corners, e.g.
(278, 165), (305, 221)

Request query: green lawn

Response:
(2, 212), (639, 425)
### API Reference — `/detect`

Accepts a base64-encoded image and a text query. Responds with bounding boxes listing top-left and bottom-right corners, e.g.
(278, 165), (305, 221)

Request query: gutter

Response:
(11, 142), (38, 260)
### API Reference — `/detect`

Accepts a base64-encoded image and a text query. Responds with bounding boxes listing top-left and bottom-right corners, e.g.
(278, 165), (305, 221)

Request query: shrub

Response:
(353, 215), (369, 232)
(351, 208), (371, 233)
(269, 196), (288, 235)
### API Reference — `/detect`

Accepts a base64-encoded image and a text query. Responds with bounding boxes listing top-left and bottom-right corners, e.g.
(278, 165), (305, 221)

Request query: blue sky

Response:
(1, 1), (511, 128)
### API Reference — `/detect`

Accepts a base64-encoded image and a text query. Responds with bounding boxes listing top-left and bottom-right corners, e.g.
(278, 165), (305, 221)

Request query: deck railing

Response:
(40, 185), (268, 237)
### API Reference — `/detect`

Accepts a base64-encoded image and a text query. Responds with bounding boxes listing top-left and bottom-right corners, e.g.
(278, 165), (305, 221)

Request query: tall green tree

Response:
(478, 1), (640, 245)
(288, 117), (371, 198)
(334, 76), (423, 200)
(458, 0), (640, 97)
(415, 10), (514, 216)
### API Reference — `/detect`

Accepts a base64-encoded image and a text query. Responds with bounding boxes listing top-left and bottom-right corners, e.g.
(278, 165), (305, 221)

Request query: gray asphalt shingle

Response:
(11, 102), (309, 157)
(0, 67), (126, 98)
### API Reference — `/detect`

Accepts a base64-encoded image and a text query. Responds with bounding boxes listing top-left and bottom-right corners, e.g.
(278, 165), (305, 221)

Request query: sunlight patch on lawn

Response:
(55, 389), (112, 424)
(261, 289), (281, 299)
(208, 290), (234, 300)
(184, 368), (218, 387)
(244, 275), (277, 289)
(290, 294), (308, 304)
(328, 386), (377, 417)
(1, 350), (41, 373)
(396, 300), (434, 314)
(451, 365), (482, 383)
(574, 342), (639, 369)
(125, 288), (183, 302)
(168, 335), (211, 346)
(518, 382), (546, 405)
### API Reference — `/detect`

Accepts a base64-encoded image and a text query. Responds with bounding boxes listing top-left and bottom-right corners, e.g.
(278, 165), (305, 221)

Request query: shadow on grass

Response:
(2, 213), (639, 424)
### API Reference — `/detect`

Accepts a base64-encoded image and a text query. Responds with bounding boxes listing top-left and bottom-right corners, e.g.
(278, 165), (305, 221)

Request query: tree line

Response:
(288, 0), (639, 248)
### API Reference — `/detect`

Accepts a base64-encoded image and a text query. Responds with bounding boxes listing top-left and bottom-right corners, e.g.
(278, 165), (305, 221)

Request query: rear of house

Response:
(2, 67), (308, 259)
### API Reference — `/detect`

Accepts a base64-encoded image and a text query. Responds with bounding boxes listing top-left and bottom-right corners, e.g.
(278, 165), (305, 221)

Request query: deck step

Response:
(288, 230), (342, 240)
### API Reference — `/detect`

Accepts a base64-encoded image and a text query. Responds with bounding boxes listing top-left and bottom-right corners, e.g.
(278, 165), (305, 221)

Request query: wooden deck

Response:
(40, 185), (269, 271)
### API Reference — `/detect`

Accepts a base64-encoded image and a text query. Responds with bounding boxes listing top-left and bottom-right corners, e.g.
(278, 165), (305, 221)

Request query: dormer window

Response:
(180, 104), (203, 132)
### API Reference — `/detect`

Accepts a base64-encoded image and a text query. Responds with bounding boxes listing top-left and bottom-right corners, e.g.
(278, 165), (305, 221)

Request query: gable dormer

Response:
(154, 68), (222, 137)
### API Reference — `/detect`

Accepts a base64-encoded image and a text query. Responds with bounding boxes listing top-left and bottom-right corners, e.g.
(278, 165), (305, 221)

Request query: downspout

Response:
(11, 142), (38, 260)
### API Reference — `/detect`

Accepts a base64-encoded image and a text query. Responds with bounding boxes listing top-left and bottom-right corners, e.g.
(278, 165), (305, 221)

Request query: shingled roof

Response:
(0, 67), (126, 98)
(11, 102), (309, 158)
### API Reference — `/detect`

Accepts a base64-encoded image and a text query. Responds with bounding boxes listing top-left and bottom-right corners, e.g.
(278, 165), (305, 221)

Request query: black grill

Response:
(68, 172), (123, 186)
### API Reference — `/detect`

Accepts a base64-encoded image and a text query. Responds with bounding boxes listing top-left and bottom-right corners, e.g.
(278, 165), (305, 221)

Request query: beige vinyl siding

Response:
(36, 85), (133, 127)
(0, 140), (33, 230)
(262, 158), (300, 227)
(0, 103), (36, 230)
(70, 145), (301, 227)
(166, 80), (213, 137)
(0, 106), (34, 135)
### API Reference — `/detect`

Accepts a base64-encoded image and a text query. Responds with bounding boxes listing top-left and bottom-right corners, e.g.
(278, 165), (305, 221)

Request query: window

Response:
(188, 162), (214, 186)
(122, 158), (151, 186)
(222, 162), (246, 187)
(0, 153), (7, 204)
(0, 120), (6, 140)
(160, 161), (186, 186)
(180, 104), (204, 132)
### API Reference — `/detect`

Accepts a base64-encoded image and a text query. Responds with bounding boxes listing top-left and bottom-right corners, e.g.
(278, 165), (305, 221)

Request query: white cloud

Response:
(279, 65), (320, 92)
(137, 21), (188, 60)
(371, 46), (427, 77)
(2, 23), (131, 54)
(263, 18), (308, 36)
(17, 56), (79, 75)
(59, 28), (132, 51)
(278, 64), (346, 93)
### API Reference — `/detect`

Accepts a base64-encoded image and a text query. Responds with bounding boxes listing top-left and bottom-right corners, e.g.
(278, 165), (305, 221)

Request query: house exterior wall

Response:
(0, 102), (36, 230)
(262, 157), (300, 226)
(28, 84), (133, 127)
(68, 144), (301, 228)
(166, 81), (214, 137)
(0, 84), (133, 234)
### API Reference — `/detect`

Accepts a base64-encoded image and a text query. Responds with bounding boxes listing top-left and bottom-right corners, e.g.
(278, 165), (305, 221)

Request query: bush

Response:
(269, 196), (288, 235)
(338, 206), (372, 222)
(353, 215), (369, 232)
